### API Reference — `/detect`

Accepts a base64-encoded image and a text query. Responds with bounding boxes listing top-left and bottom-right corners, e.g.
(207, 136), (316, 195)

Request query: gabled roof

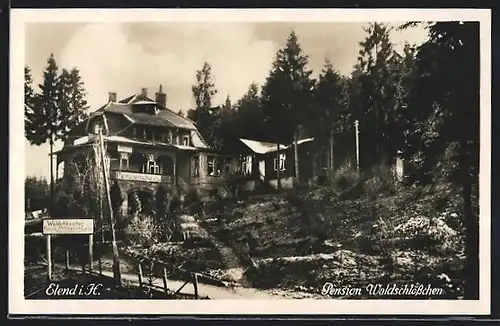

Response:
(240, 138), (314, 155)
(84, 91), (210, 149)
(92, 92), (198, 130)
(240, 139), (284, 155)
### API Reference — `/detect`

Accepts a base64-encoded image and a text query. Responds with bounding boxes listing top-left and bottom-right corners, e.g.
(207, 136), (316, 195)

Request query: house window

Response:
(207, 156), (219, 176)
(152, 131), (156, 141)
(142, 154), (160, 174)
(94, 123), (102, 134)
(174, 134), (180, 145)
(182, 135), (190, 146)
(167, 130), (173, 144)
(192, 155), (200, 177)
(132, 127), (137, 138)
(142, 129), (147, 140)
(274, 153), (286, 171)
(119, 153), (129, 171)
(242, 155), (252, 175)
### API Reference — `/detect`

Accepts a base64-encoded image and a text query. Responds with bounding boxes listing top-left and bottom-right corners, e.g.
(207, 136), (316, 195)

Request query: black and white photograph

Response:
(10, 9), (491, 315)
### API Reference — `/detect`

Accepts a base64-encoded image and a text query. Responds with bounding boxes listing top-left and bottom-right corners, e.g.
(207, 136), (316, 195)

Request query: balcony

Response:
(111, 170), (174, 184)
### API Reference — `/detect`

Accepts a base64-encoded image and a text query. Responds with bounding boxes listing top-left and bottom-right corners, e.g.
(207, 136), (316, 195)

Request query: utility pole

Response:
(355, 120), (360, 172)
(98, 129), (122, 285)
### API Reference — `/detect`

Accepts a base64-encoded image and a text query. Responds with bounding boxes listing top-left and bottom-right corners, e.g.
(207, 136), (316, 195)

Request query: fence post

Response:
(89, 234), (94, 274)
(162, 268), (168, 295)
(138, 263), (144, 287)
(65, 247), (70, 271)
(46, 235), (52, 281)
(192, 273), (199, 299)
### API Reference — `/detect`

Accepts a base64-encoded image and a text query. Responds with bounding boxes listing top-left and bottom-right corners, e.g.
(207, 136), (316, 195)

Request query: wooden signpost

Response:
(42, 218), (94, 280)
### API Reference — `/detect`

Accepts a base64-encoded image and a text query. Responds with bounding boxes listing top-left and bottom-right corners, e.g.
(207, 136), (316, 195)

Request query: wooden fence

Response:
(134, 255), (225, 300)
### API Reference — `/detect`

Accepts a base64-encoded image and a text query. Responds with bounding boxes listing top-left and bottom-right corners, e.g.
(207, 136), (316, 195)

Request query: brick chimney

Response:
(155, 84), (167, 108)
(108, 92), (117, 102)
(141, 88), (148, 98)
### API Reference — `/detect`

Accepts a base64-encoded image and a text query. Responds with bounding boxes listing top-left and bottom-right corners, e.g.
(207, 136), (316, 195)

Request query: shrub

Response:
(124, 214), (169, 247)
(185, 187), (203, 215)
(362, 165), (397, 199)
(327, 165), (362, 192)
(25, 176), (50, 213)
(169, 195), (181, 214)
(222, 166), (247, 199)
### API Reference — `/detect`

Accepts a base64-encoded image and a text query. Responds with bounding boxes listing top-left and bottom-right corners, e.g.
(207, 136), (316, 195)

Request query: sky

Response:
(24, 22), (428, 179)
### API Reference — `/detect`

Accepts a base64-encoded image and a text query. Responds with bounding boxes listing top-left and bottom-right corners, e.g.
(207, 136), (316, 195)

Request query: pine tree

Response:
(313, 59), (349, 170)
(38, 54), (60, 209)
(213, 95), (236, 152)
(24, 66), (40, 142)
(189, 61), (220, 148)
(191, 61), (217, 109)
(261, 31), (315, 187)
(62, 67), (89, 138)
(56, 69), (72, 140)
(25, 54), (90, 214)
(404, 21), (480, 299)
(356, 23), (400, 168)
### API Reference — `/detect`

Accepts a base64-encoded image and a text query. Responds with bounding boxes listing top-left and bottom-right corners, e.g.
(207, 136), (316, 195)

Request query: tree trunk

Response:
(294, 129), (300, 185)
(461, 142), (479, 300)
(276, 138), (282, 190)
(312, 152), (317, 186)
(329, 127), (334, 171)
(355, 120), (360, 172)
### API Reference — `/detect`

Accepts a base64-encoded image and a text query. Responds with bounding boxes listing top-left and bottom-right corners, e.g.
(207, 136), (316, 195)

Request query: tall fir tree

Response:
(188, 61), (220, 148)
(38, 54), (60, 209)
(234, 83), (267, 140)
(56, 68), (72, 139)
(213, 95), (237, 152)
(313, 59), (349, 170)
(404, 21), (480, 299)
(62, 67), (89, 137)
(25, 54), (90, 214)
(261, 31), (315, 187)
(356, 23), (401, 168)
(24, 66), (40, 142)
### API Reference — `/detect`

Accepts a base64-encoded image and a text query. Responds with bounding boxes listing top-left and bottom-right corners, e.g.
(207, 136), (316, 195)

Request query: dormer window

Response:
(94, 123), (102, 134)
(182, 135), (190, 146)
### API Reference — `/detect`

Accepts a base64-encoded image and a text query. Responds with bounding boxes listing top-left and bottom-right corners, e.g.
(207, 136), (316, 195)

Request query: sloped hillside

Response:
(202, 176), (475, 299)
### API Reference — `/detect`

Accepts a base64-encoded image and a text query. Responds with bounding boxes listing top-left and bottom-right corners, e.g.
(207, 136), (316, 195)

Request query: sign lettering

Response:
(43, 219), (94, 235)
(117, 145), (133, 153)
(114, 171), (172, 183)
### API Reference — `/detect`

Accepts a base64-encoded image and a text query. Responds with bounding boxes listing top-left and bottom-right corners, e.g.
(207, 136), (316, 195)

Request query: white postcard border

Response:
(10, 8), (492, 315)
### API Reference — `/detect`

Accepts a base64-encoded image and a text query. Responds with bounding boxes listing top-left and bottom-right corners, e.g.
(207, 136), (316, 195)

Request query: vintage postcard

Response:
(10, 8), (491, 315)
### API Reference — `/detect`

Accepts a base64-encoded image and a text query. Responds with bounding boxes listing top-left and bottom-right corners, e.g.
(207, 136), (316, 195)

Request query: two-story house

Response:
(55, 85), (234, 217)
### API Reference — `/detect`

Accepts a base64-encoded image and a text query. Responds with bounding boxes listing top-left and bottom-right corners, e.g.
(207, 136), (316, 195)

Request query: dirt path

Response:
(190, 215), (256, 286)
(177, 214), (252, 285)
(51, 262), (280, 299)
